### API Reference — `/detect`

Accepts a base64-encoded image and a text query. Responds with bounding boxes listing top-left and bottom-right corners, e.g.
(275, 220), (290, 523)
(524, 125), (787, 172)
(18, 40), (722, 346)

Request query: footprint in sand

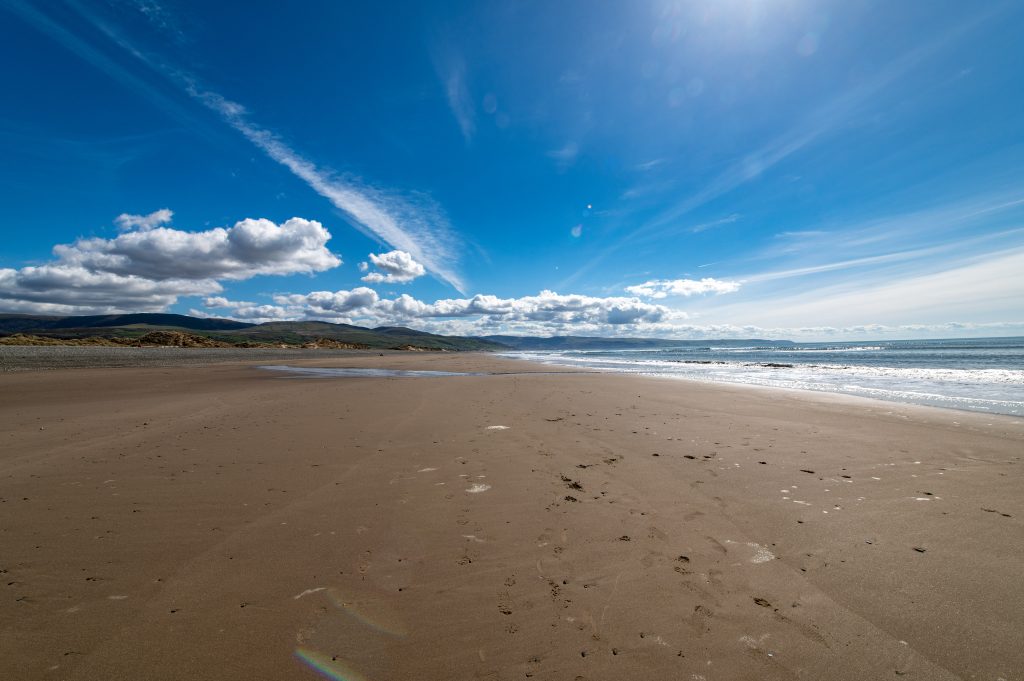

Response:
(690, 604), (713, 634)
(498, 591), (513, 615)
(647, 526), (667, 540)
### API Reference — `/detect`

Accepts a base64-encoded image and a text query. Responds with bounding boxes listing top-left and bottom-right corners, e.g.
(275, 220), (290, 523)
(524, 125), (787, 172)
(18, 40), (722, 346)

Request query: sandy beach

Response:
(1, 351), (1021, 681)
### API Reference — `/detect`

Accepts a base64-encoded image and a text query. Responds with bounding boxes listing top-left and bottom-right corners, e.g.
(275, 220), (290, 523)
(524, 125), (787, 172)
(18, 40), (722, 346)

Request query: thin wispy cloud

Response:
(2, 0), (214, 140)
(561, 10), (998, 288)
(11, 0), (468, 294)
(751, 188), (1024, 264)
(639, 13), (992, 237)
(190, 88), (466, 293)
(691, 214), (741, 234)
(743, 226), (1024, 284)
(713, 247), (1024, 329)
(633, 159), (665, 172)
(435, 50), (476, 143)
(547, 142), (579, 171)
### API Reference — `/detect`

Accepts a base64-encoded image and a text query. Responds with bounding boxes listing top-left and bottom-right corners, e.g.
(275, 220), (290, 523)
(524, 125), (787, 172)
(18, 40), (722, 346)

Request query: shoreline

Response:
(4, 343), (1021, 420)
(3, 345), (1021, 423)
(2, 353), (1022, 680)
(496, 350), (1024, 420)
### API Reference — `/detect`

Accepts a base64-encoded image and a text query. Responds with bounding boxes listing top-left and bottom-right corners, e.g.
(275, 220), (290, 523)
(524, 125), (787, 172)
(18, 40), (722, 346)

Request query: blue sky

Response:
(1, 0), (1022, 339)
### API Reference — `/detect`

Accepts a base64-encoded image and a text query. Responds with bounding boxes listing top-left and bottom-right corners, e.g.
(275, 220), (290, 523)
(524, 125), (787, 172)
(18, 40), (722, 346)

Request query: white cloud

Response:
(55, 216), (340, 281)
(189, 88), (467, 293)
(114, 208), (173, 231)
(626, 278), (742, 299)
(199, 297), (294, 322)
(570, 225), (583, 238)
(0, 213), (340, 314)
(361, 250), (426, 284)
(547, 142), (579, 170)
(0, 264), (219, 314)
(274, 288), (381, 316)
(239, 289), (677, 330)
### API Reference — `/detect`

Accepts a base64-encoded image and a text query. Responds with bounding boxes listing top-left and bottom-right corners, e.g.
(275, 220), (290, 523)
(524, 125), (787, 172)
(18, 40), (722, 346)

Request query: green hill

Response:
(0, 314), (506, 351)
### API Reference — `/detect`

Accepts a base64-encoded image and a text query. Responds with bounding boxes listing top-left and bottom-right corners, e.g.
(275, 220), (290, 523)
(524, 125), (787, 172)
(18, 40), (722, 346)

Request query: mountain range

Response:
(0, 313), (794, 351)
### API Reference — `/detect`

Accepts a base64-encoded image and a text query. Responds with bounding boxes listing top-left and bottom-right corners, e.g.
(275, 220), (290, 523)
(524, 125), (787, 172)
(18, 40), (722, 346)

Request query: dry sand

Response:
(1, 352), (1021, 681)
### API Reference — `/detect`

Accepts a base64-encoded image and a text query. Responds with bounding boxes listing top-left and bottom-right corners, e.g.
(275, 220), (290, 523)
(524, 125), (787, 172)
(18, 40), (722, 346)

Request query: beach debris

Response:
(466, 484), (491, 494)
(293, 587), (327, 600)
(800, 469), (815, 474)
(912, 547), (926, 553)
(485, 425), (509, 430)
(753, 597), (772, 608)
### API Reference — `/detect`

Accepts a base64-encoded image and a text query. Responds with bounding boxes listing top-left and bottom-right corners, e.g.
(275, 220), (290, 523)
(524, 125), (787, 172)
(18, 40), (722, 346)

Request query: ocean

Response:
(503, 337), (1024, 417)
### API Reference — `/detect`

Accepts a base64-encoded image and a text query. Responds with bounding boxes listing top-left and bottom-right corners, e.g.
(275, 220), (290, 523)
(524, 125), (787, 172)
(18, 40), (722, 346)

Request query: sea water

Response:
(503, 337), (1024, 417)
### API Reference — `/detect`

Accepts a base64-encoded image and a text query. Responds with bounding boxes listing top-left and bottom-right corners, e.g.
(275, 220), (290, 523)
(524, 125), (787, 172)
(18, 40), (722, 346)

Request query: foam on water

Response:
(503, 337), (1024, 417)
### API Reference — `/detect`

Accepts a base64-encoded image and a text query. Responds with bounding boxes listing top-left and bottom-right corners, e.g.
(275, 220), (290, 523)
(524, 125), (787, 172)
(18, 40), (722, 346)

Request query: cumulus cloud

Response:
(361, 250), (426, 284)
(0, 213), (341, 314)
(114, 208), (173, 231)
(213, 289), (677, 332)
(55, 216), (340, 281)
(198, 297), (294, 322)
(273, 287), (380, 315)
(376, 290), (673, 326)
(193, 287), (1024, 341)
(0, 264), (219, 314)
(626, 278), (741, 299)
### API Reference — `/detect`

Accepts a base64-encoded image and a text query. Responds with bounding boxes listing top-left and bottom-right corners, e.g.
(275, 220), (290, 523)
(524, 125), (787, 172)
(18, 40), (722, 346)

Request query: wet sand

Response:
(1, 352), (1022, 681)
